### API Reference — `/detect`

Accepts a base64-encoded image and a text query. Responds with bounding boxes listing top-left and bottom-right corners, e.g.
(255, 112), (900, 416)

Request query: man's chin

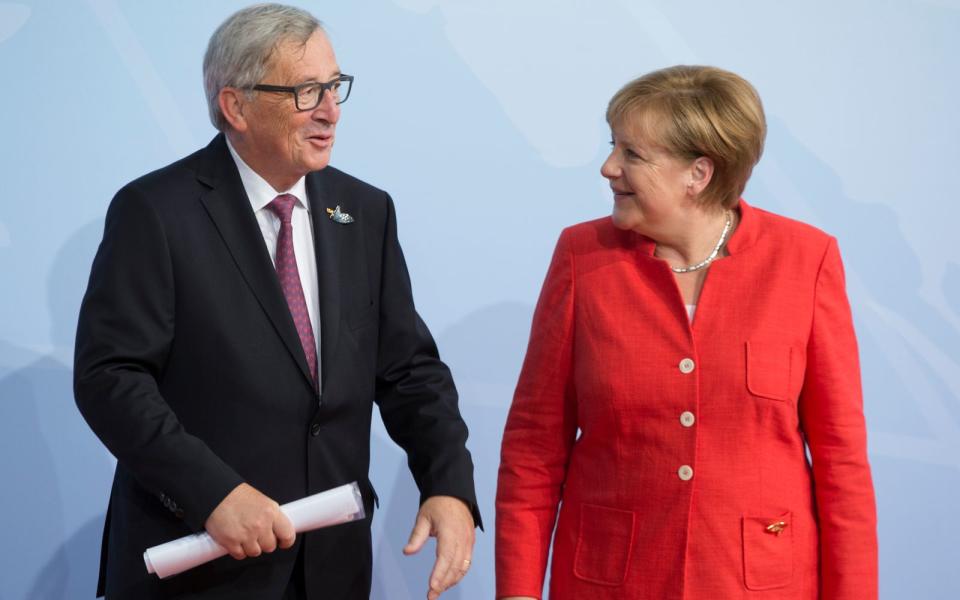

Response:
(304, 151), (333, 172)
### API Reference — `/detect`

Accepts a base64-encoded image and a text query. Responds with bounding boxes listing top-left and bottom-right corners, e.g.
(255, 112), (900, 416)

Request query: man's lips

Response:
(306, 133), (334, 147)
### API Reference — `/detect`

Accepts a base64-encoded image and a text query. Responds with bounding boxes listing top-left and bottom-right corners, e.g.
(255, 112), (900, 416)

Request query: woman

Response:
(495, 66), (877, 599)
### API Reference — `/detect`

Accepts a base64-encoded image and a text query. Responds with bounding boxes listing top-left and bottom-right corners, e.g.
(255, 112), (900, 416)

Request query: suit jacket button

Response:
(679, 358), (695, 374)
(310, 423), (321, 436)
(174, 508), (185, 519)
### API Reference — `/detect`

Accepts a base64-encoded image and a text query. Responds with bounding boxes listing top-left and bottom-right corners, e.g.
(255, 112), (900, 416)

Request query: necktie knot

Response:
(268, 194), (297, 224)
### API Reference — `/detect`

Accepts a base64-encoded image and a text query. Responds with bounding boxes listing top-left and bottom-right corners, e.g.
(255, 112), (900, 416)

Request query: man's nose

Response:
(311, 90), (340, 123)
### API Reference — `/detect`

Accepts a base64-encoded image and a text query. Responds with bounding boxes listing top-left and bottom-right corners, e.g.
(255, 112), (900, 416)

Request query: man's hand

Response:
(403, 495), (476, 600)
(204, 483), (296, 560)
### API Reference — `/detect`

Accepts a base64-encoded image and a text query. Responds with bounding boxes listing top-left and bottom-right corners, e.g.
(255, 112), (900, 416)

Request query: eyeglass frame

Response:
(248, 74), (354, 111)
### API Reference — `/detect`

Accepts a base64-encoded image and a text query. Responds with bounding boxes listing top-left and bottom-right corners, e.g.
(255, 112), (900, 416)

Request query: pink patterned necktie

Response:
(267, 194), (318, 385)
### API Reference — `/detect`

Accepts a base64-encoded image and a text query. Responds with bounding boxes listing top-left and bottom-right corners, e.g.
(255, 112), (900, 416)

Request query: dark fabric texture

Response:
(76, 134), (480, 599)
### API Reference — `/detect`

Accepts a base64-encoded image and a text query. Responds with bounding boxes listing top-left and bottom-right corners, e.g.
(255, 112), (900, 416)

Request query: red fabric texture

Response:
(495, 201), (878, 599)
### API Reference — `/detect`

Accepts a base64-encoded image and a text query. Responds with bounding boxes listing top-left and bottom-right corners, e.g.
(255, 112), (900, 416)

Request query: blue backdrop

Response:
(1, 1), (958, 598)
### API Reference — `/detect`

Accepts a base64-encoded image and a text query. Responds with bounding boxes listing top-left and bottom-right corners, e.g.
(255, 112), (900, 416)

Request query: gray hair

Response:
(203, 3), (323, 131)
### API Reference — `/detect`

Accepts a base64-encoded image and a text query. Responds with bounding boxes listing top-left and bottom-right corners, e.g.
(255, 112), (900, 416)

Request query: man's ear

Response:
(219, 87), (249, 133)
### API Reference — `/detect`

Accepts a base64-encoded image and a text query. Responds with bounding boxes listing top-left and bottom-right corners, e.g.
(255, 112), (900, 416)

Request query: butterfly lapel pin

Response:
(326, 205), (354, 224)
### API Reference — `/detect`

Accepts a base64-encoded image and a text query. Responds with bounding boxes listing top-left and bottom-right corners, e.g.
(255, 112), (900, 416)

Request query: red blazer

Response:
(496, 201), (878, 599)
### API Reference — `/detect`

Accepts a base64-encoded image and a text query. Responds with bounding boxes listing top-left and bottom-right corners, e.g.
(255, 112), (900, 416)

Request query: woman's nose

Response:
(600, 152), (620, 179)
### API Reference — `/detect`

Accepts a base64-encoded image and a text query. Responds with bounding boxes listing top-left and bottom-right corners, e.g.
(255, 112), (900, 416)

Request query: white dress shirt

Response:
(226, 139), (321, 383)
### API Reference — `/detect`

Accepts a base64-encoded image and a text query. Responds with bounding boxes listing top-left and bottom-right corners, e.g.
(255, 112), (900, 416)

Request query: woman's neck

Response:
(652, 207), (736, 268)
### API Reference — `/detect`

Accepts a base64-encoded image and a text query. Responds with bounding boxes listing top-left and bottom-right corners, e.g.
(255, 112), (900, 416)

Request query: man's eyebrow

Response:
(296, 71), (342, 84)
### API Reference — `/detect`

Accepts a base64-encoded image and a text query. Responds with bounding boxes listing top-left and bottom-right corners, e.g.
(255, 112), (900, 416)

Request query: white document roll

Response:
(143, 481), (365, 579)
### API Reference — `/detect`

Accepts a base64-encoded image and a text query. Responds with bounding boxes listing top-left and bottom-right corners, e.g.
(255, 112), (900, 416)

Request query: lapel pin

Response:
(765, 521), (788, 536)
(326, 205), (354, 224)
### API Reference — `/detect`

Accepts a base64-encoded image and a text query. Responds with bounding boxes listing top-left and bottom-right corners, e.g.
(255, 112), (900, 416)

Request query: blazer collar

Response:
(306, 170), (343, 396)
(195, 134), (318, 392)
(725, 198), (759, 255)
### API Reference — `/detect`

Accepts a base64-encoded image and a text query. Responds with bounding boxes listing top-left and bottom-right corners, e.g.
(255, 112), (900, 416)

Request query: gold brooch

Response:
(765, 521), (788, 536)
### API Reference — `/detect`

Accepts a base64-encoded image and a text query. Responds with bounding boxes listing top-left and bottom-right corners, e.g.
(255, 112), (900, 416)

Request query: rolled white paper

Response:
(144, 481), (365, 579)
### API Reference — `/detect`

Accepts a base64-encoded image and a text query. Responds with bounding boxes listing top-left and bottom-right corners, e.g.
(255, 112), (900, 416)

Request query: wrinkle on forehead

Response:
(265, 30), (335, 85)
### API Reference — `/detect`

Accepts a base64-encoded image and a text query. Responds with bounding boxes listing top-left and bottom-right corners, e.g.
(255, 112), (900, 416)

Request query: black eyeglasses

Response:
(250, 74), (354, 111)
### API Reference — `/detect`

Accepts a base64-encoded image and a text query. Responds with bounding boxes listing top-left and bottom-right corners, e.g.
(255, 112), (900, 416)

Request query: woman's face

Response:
(600, 117), (695, 235)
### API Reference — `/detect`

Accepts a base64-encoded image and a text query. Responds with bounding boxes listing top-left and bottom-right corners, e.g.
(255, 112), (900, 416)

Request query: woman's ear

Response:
(688, 156), (715, 196)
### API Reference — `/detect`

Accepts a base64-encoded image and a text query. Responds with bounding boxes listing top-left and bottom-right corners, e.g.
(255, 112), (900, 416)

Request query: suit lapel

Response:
(196, 135), (315, 389)
(307, 169), (342, 396)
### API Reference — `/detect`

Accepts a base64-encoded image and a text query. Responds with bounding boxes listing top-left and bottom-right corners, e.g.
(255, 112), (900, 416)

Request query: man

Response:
(74, 4), (480, 599)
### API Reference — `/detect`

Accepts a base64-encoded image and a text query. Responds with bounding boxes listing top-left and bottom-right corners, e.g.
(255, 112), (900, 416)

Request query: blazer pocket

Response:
(742, 511), (793, 591)
(573, 503), (635, 586)
(745, 341), (792, 401)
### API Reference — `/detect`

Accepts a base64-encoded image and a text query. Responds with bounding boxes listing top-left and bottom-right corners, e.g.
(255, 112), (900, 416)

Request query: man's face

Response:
(242, 31), (341, 188)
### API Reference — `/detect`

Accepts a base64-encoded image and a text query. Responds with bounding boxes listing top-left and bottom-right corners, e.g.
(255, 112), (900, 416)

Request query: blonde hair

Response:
(606, 65), (766, 209)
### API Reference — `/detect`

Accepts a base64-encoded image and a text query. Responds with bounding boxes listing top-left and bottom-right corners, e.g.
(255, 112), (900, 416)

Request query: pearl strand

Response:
(670, 211), (733, 274)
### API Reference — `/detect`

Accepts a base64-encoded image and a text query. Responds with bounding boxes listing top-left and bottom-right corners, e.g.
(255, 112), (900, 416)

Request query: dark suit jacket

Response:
(74, 134), (481, 599)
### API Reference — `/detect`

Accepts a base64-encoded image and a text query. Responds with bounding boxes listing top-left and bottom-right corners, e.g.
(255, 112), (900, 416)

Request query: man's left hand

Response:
(403, 495), (476, 600)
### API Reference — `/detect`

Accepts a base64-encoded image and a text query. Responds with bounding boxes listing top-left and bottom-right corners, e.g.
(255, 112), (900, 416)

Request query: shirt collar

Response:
(225, 137), (310, 213)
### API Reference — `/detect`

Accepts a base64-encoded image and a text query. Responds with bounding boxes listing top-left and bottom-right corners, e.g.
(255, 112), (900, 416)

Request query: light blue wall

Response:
(1, 1), (958, 598)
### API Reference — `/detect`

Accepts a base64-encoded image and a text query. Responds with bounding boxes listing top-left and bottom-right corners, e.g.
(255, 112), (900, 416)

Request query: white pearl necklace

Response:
(669, 211), (733, 274)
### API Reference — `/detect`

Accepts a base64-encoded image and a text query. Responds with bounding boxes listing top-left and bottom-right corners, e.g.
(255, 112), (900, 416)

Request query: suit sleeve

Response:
(495, 230), (578, 599)
(798, 237), (878, 599)
(372, 193), (482, 528)
(74, 186), (244, 531)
